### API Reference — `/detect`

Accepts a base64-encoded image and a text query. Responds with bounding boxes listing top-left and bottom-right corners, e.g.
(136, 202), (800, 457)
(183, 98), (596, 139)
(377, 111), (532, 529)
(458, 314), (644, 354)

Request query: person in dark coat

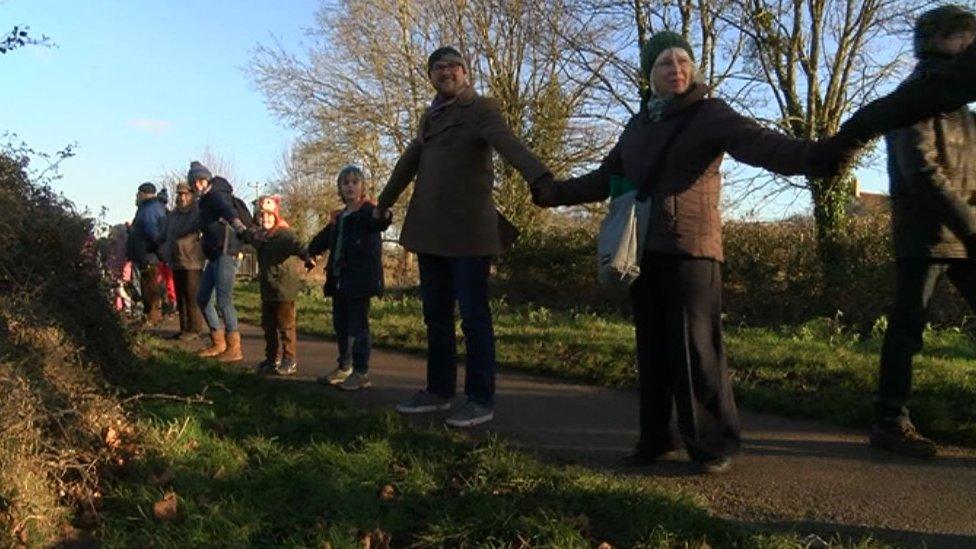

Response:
(241, 195), (312, 376)
(159, 182), (206, 340)
(188, 161), (249, 362)
(309, 165), (391, 391)
(532, 32), (824, 474)
(127, 181), (167, 325)
(811, 5), (976, 178)
(375, 46), (554, 427)
(870, 6), (976, 458)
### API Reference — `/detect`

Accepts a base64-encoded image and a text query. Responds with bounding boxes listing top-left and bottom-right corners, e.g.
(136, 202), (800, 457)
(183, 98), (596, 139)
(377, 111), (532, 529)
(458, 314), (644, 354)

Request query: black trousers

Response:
(173, 268), (205, 334)
(878, 259), (976, 422)
(332, 296), (372, 373)
(630, 254), (741, 461)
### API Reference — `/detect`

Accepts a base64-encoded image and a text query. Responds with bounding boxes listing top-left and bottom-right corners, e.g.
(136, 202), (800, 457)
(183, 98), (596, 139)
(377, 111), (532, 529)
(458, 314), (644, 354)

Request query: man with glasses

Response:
(375, 46), (554, 427)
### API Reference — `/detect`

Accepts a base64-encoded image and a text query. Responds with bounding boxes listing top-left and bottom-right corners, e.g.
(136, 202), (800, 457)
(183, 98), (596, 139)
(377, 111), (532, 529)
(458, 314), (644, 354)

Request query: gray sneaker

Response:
(338, 372), (372, 391)
(444, 400), (494, 428)
(395, 390), (452, 414)
(317, 366), (353, 386)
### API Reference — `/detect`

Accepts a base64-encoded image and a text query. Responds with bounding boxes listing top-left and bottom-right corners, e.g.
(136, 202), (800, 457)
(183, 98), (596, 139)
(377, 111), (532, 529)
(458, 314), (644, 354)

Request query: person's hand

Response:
(231, 218), (248, 234)
(373, 206), (388, 220)
(807, 132), (863, 179)
(530, 174), (559, 207)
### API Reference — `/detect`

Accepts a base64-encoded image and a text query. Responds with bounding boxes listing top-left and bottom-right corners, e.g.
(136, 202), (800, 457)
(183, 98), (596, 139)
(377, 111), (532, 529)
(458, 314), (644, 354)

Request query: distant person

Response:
(375, 47), (553, 427)
(188, 161), (249, 362)
(532, 32), (826, 473)
(159, 182), (206, 340)
(812, 5), (976, 176)
(154, 187), (178, 314)
(308, 165), (391, 391)
(870, 5), (976, 458)
(126, 182), (166, 325)
(240, 195), (313, 376)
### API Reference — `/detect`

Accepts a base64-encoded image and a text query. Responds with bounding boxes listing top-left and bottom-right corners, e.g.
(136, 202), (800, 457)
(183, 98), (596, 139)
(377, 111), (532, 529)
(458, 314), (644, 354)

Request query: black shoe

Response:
(621, 444), (680, 467)
(254, 358), (279, 375)
(275, 357), (297, 376)
(696, 456), (733, 474)
(870, 420), (937, 458)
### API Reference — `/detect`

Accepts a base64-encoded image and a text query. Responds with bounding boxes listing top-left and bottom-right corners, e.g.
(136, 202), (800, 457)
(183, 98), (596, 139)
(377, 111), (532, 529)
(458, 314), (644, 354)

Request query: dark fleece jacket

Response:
(197, 177), (242, 261)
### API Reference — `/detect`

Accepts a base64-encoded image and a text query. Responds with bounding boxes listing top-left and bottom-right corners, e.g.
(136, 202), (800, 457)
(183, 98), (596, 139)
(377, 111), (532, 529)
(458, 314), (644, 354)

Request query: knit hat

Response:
(175, 182), (192, 194)
(640, 31), (695, 82)
(256, 195), (289, 230)
(186, 160), (213, 186)
(427, 46), (467, 74)
(137, 182), (156, 194)
(914, 5), (976, 58)
(156, 188), (169, 205)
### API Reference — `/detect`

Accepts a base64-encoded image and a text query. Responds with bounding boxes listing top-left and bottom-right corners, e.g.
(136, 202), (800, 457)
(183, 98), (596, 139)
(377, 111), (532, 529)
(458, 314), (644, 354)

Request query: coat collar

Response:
(422, 87), (477, 140)
(641, 83), (709, 123)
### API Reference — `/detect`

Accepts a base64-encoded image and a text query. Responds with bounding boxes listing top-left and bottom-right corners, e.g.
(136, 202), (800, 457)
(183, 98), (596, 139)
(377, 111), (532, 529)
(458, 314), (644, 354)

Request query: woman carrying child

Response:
(309, 165), (392, 391)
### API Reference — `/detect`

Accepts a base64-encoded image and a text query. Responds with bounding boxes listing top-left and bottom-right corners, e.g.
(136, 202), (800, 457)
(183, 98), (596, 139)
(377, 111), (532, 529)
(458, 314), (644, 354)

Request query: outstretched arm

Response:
(533, 144), (621, 207)
(475, 98), (552, 186)
(376, 139), (422, 213)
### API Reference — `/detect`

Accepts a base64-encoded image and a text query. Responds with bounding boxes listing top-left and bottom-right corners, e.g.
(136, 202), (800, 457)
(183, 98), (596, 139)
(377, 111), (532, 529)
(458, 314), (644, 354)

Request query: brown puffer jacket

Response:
(886, 60), (976, 259)
(546, 84), (814, 261)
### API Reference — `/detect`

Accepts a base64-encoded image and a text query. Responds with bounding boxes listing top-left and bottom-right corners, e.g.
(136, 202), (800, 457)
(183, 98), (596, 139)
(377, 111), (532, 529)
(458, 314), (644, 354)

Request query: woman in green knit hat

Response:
(532, 31), (827, 474)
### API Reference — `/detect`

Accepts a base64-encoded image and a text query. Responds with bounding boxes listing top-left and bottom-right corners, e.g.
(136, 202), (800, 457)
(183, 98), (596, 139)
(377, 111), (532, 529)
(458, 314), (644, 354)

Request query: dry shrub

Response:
(0, 154), (135, 544)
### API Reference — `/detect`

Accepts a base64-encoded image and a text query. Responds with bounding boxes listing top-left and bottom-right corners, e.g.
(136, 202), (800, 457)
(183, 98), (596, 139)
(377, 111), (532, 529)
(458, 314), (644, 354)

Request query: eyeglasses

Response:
(431, 61), (463, 72)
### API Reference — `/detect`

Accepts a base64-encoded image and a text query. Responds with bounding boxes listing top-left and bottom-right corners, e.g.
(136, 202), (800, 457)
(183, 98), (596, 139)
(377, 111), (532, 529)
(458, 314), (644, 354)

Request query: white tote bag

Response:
(595, 102), (702, 287)
(597, 190), (650, 286)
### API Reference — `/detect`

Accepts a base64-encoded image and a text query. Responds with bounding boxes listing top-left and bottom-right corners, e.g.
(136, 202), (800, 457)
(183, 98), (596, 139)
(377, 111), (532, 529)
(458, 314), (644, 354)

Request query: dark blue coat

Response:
(127, 197), (167, 267)
(197, 178), (243, 261)
(308, 202), (390, 298)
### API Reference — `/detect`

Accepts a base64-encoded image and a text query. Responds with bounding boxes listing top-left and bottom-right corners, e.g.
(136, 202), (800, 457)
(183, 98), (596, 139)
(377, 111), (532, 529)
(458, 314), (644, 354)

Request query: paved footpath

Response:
(167, 320), (976, 547)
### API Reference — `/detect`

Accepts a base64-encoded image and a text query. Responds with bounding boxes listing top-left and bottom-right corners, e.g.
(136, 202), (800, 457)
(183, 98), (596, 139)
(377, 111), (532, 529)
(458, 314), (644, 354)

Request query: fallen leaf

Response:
(148, 469), (175, 486)
(102, 427), (121, 449)
(211, 465), (227, 479)
(16, 525), (28, 544)
(378, 484), (396, 501)
(361, 529), (391, 549)
(152, 491), (179, 522)
(389, 462), (408, 478)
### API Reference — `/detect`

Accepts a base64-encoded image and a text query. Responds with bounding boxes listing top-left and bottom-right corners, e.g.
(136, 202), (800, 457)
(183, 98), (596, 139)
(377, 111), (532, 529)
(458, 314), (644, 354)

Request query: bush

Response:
(0, 154), (134, 544)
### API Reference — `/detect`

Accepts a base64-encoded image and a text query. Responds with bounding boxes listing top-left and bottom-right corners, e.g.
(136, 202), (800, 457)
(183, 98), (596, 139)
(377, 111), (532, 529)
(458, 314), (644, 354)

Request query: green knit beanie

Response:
(640, 31), (695, 82)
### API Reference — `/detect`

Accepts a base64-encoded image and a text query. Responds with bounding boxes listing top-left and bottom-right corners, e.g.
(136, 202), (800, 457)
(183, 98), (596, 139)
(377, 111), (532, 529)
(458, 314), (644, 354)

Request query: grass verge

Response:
(98, 341), (838, 547)
(235, 283), (976, 446)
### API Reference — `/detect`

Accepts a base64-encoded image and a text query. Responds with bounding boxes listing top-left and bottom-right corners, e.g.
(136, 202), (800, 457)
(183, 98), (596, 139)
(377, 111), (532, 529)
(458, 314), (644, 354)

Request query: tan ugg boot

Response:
(198, 330), (226, 357)
(217, 331), (243, 362)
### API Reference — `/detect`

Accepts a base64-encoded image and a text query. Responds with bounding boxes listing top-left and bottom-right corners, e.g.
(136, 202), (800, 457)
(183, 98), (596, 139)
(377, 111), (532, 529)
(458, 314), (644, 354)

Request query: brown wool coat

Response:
(547, 84), (814, 261)
(160, 204), (205, 270)
(377, 87), (550, 257)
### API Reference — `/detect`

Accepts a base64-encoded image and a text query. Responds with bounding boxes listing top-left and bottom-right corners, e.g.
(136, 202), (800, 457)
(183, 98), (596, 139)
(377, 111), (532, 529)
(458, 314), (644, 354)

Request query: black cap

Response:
(427, 46), (466, 73)
(137, 182), (156, 194)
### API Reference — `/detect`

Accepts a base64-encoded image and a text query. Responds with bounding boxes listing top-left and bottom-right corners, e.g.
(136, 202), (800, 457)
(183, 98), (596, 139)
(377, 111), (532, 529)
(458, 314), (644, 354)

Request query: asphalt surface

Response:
(161, 319), (976, 547)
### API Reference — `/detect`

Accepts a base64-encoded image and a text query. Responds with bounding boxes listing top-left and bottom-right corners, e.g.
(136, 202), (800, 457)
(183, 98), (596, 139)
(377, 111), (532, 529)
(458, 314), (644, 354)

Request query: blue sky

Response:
(2, 0), (318, 224)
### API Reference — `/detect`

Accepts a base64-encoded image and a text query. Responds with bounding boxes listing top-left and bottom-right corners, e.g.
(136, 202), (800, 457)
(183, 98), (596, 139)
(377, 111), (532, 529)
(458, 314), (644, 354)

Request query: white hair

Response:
(649, 47), (704, 98)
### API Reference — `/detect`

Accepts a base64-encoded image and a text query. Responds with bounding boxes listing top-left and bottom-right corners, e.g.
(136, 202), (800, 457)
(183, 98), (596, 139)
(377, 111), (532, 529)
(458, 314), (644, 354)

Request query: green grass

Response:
(235, 282), (976, 446)
(99, 342), (833, 547)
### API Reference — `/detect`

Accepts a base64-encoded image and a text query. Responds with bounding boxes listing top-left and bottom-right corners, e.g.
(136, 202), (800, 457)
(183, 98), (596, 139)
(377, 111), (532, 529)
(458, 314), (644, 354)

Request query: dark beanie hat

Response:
(186, 160), (213, 185)
(137, 182), (156, 194)
(914, 4), (976, 58)
(427, 46), (467, 74)
(640, 31), (695, 81)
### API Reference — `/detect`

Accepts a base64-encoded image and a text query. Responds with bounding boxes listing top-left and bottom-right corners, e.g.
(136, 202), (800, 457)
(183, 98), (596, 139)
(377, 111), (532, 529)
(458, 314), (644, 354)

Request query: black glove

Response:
(964, 233), (976, 260)
(530, 174), (559, 207)
(807, 132), (863, 179)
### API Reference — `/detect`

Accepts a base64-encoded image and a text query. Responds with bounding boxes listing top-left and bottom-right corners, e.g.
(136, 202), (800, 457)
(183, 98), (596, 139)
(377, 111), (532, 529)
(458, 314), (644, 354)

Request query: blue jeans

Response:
(418, 254), (495, 406)
(333, 296), (372, 373)
(197, 255), (239, 332)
